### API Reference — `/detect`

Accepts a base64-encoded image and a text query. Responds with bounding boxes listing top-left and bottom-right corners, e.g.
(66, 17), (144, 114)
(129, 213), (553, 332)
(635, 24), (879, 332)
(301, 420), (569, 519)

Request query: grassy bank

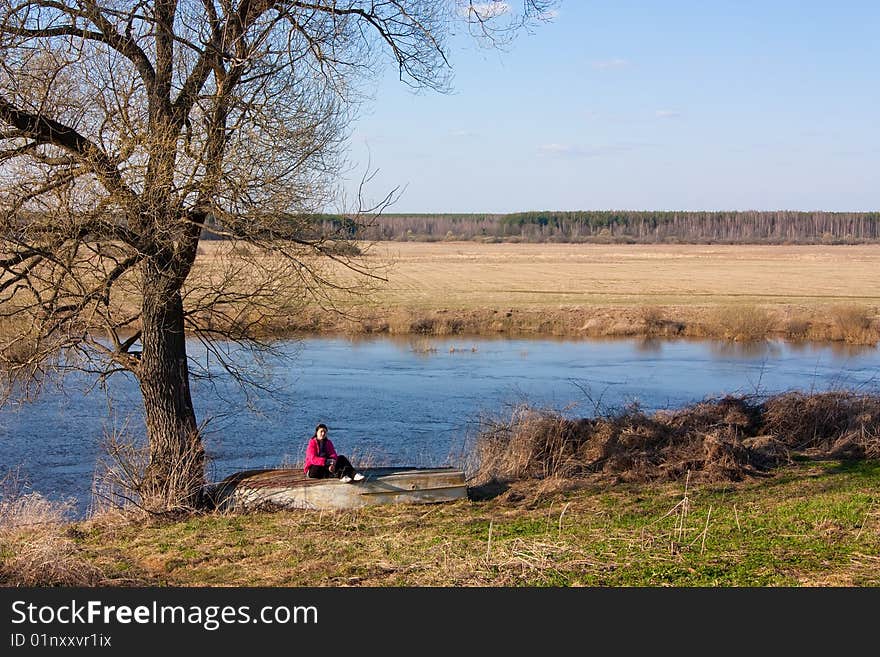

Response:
(276, 301), (880, 345)
(2, 460), (878, 586)
(2, 392), (879, 587)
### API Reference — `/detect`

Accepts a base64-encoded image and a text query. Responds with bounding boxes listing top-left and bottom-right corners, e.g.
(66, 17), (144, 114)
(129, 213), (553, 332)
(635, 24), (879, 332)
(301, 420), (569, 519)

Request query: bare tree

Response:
(0, 1), (555, 510)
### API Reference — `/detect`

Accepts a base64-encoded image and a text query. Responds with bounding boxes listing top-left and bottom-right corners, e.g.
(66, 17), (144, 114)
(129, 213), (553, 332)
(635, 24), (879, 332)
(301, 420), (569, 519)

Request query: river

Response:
(1, 336), (878, 517)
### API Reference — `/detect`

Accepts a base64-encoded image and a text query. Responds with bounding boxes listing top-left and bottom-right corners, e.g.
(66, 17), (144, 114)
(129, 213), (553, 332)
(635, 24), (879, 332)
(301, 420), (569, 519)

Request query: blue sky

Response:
(341, 1), (880, 214)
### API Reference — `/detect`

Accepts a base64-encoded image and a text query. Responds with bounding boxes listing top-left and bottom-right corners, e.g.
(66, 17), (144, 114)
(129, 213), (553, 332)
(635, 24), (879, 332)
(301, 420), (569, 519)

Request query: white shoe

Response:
(340, 475), (353, 483)
(353, 472), (365, 482)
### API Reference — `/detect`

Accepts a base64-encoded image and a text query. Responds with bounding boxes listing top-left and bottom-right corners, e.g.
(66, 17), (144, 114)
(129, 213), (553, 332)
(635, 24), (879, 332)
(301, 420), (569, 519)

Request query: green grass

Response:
(7, 459), (878, 587)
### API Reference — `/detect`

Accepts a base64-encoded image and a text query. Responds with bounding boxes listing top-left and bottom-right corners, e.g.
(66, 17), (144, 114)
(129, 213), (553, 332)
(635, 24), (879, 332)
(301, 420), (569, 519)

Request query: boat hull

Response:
(206, 467), (468, 511)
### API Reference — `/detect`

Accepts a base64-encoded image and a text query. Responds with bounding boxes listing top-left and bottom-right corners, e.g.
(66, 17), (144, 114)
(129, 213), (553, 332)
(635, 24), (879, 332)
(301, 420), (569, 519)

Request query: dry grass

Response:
(471, 392), (880, 487)
(0, 472), (104, 586)
(762, 392), (880, 455)
(2, 414), (878, 587)
(708, 305), (776, 341)
(829, 304), (876, 343)
(64, 458), (880, 586)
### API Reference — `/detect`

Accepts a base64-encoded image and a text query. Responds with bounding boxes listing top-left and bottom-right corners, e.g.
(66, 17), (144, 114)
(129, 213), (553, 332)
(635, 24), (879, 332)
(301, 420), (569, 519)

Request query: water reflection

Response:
(785, 340), (878, 359)
(708, 340), (783, 359)
(377, 333), (879, 361)
(635, 338), (663, 354)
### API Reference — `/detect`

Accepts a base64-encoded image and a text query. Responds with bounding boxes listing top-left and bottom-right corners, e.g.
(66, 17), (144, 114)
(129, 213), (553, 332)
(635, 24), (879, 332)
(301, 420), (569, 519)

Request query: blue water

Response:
(1, 336), (878, 517)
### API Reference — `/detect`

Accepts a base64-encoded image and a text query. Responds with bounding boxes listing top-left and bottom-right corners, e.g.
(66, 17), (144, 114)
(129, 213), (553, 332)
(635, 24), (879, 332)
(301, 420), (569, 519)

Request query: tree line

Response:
(304, 210), (880, 244)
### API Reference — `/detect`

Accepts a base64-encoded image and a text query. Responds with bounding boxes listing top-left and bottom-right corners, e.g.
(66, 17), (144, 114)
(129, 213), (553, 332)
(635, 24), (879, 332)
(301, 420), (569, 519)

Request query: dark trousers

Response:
(307, 455), (356, 479)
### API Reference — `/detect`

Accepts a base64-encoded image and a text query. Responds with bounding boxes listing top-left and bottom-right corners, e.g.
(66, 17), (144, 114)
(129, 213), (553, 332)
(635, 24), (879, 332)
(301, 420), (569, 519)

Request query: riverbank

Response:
(2, 391), (879, 586)
(2, 459), (878, 586)
(271, 302), (880, 344)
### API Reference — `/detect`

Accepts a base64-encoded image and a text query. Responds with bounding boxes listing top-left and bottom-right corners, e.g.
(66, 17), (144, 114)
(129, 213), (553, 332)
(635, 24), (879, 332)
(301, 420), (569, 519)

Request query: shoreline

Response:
(3, 389), (879, 587)
(252, 303), (880, 346)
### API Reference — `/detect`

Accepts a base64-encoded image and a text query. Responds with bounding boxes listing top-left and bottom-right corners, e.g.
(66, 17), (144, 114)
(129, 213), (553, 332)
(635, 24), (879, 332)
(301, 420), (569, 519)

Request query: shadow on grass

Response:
(822, 459), (880, 476)
(467, 480), (509, 501)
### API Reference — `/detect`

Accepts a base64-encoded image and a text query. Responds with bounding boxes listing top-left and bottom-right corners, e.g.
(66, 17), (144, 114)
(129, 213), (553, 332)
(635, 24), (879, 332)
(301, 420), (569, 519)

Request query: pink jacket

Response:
(303, 437), (338, 472)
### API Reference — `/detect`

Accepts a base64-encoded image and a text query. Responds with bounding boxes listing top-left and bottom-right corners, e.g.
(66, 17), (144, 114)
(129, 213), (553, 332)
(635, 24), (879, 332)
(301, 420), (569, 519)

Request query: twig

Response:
(700, 506), (712, 555)
(558, 502), (571, 534)
(854, 501), (875, 541)
(679, 471), (691, 541)
(486, 520), (493, 562)
(672, 470), (691, 553)
(643, 498), (686, 529)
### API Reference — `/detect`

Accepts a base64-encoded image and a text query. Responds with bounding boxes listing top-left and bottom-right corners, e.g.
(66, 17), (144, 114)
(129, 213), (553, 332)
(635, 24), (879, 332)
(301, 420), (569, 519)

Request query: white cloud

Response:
(538, 143), (581, 156)
(450, 129), (479, 138)
(591, 58), (629, 71)
(537, 143), (606, 158)
(460, 2), (511, 19)
(655, 110), (682, 119)
(538, 142), (641, 158)
(539, 9), (559, 20)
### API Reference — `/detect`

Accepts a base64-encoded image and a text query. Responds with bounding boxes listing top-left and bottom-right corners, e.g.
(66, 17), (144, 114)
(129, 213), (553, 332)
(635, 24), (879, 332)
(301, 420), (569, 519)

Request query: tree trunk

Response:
(138, 270), (204, 511)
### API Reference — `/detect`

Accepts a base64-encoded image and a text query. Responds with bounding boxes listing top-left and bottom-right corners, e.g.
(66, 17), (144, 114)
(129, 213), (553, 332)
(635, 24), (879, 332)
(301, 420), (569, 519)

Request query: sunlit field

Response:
(193, 241), (878, 342)
(358, 242), (880, 308)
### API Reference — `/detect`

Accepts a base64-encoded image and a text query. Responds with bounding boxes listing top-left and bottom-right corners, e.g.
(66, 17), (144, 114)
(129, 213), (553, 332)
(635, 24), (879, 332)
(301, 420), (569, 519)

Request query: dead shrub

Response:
(441, 318), (465, 334)
(711, 305), (775, 341)
(92, 426), (207, 517)
(409, 317), (436, 334)
(829, 304), (877, 344)
(472, 406), (587, 483)
(825, 427), (880, 460)
(742, 435), (792, 468)
(700, 431), (754, 481)
(360, 318), (389, 333)
(785, 317), (812, 340)
(661, 395), (762, 436)
(472, 391), (880, 487)
(0, 474), (104, 586)
(760, 391), (880, 450)
(639, 307), (683, 337)
(641, 307), (665, 336)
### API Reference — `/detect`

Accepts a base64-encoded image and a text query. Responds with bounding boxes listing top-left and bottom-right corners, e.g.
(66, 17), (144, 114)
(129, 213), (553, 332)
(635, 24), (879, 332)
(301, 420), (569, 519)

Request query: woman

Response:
(303, 423), (364, 482)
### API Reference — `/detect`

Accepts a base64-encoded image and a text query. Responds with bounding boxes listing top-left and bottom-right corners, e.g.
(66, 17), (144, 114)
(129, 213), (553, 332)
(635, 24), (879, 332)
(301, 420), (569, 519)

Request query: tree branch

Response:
(0, 96), (141, 208)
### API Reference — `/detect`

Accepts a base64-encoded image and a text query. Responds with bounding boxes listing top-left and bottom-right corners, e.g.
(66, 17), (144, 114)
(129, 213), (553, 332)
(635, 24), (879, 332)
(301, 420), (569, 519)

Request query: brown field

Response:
(16, 241), (870, 343)
(360, 241), (880, 308)
(230, 241), (879, 343)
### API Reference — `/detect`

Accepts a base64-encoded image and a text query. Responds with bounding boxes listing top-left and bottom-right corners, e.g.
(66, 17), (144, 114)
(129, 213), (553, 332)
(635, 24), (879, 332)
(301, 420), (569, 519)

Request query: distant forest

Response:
(306, 210), (880, 244)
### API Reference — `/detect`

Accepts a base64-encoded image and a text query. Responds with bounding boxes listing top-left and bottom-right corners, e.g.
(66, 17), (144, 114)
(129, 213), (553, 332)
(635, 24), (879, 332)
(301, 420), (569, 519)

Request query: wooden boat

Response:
(205, 466), (468, 511)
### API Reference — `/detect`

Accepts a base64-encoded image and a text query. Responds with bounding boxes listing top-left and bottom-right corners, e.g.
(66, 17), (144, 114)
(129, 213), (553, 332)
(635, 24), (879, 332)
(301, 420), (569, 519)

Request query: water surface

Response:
(1, 336), (877, 517)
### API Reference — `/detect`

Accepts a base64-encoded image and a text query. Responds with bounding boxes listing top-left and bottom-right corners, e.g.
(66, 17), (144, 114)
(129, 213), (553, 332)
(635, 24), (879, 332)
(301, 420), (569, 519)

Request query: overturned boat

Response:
(206, 466), (468, 511)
